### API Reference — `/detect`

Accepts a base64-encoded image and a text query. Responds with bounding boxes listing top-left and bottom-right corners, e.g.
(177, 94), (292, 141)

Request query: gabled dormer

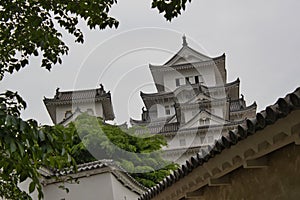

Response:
(180, 109), (231, 129)
(149, 35), (226, 92)
(164, 35), (212, 66)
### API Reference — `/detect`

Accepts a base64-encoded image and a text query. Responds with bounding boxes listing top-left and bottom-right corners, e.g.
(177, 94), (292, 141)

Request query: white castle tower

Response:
(131, 36), (256, 164)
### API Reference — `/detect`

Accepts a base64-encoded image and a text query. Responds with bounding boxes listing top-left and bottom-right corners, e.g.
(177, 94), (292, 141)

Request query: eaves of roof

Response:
(150, 53), (225, 71)
(41, 160), (147, 195)
(44, 95), (110, 105)
(140, 78), (239, 101)
(139, 87), (300, 200)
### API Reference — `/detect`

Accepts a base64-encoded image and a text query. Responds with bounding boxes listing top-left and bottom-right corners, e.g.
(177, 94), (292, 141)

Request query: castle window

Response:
(165, 105), (171, 115)
(185, 77), (190, 84)
(175, 78), (180, 86)
(175, 78), (184, 87)
(199, 117), (209, 125)
(195, 75), (204, 84)
(186, 76), (195, 84)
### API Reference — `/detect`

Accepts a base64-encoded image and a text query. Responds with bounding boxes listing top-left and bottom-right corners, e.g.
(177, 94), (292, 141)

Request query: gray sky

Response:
(1, 0), (300, 125)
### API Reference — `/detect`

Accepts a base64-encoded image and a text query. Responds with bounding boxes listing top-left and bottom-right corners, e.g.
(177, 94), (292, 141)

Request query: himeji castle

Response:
(130, 36), (257, 164)
(43, 36), (257, 164)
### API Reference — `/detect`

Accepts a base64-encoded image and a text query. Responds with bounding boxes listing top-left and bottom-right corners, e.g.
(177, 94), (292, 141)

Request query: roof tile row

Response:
(139, 87), (300, 200)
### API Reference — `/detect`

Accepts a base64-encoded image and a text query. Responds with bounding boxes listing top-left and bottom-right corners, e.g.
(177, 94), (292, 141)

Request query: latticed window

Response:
(165, 105), (171, 115)
(186, 76), (196, 84)
(199, 117), (209, 125)
(175, 78), (184, 87)
(195, 75), (204, 84)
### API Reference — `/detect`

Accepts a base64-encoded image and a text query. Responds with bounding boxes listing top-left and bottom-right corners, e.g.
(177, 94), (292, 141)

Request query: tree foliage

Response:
(0, 91), (76, 199)
(0, 0), (192, 79)
(151, 0), (192, 21)
(69, 113), (177, 188)
(0, 0), (118, 79)
(0, 0), (191, 199)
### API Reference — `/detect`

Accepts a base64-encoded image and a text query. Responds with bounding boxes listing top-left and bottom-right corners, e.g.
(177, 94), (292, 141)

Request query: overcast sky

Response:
(1, 0), (300, 125)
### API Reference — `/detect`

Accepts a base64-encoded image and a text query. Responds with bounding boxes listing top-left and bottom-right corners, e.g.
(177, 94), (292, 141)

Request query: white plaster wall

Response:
(0, 173), (141, 200)
(43, 172), (113, 200)
(56, 104), (72, 123)
(164, 128), (225, 152)
(155, 103), (175, 118)
(183, 110), (193, 123)
(110, 174), (140, 200)
(199, 66), (217, 87)
(169, 105), (175, 116)
(165, 133), (198, 150)
(156, 104), (165, 118)
(56, 102), (104, 123)
(94, 102), (104, 117)
(43, 172), (139, 200)
(163, 70), (184, 92)
(212, 107), (224, 118)
(162, 66), (217, 92)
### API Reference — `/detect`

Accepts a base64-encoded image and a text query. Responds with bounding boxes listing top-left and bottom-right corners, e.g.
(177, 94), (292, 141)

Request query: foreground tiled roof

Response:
(139, 87), (300, 200)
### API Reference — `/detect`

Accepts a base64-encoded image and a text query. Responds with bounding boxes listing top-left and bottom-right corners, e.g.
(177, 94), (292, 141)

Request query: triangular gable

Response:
(187, 93), (218, 104)
(164, 46), (211, 66)
(181, 110), (229, 129)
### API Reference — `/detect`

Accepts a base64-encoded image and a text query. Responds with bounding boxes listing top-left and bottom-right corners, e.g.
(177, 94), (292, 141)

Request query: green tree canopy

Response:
(0, 0), (191, 199)
(69, 113), (177, 188)
(0, 0), (191, 79)
(0, 91), (76, 199)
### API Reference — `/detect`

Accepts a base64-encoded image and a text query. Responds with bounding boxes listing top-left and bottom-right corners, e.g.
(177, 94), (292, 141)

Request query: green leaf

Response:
(10, 140), (17, 153)
(38, 130), (45, 141)
(20, 120), (28, 132)
(17, 141), (25, 157)
(20, 172), (28, 183)
(29, 181), (36, 193)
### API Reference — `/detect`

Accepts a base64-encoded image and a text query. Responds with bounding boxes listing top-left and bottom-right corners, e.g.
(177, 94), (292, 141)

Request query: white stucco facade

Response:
(42, 172), (139, 200)
(7, 161), (146, 200)
(55, 101), (104, 125)
(131, 37), (257, 164)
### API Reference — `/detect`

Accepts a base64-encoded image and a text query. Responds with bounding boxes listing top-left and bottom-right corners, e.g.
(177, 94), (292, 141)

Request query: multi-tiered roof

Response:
(130, 36), (256, 163)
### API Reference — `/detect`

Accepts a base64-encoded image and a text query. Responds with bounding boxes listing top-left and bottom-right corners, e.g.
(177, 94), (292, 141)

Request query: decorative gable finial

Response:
(182, 34), (188, 46)
(55, 87), (60, 99)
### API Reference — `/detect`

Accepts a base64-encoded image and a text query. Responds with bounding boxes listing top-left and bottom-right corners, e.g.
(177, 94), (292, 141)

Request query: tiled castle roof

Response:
(44, 87), (110, 105)
(139, 87), (300, 200)
(43, 85), (114, 123)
